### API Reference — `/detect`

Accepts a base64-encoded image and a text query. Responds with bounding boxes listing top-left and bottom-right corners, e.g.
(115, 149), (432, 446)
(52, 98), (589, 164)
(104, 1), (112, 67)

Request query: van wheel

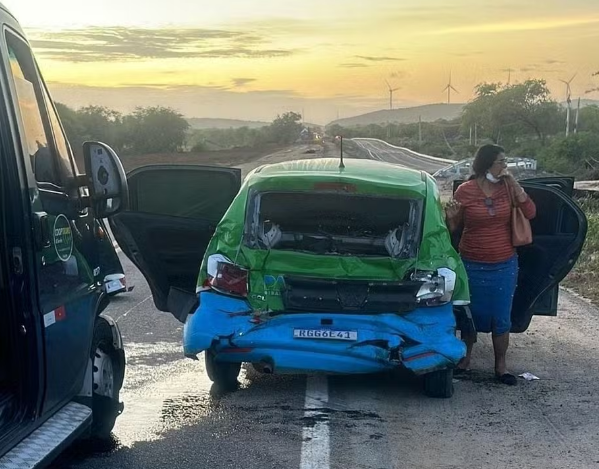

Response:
(90, 318), (125, 439)
(204, 350), (240, 389)
(423, 369), (454, 398)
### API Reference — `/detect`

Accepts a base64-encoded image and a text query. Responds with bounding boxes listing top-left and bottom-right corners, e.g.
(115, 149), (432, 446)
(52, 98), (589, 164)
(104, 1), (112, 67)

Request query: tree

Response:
(461, 82), (502, 142)
(268, 111), (303, 144)
(462, 80), (561, 146)
(55, 103), (85, 151)
(578, 105), (599, 134)
(124, 106), (190, 154)
(538, 132), (599, 174)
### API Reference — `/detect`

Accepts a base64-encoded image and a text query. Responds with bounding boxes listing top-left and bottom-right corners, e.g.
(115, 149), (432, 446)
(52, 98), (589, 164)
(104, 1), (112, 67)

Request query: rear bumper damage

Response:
(183, 292), (466, 375)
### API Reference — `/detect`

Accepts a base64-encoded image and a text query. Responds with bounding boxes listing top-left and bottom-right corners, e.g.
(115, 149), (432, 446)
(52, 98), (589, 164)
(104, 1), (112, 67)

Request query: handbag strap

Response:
(504, 180), (515, 208)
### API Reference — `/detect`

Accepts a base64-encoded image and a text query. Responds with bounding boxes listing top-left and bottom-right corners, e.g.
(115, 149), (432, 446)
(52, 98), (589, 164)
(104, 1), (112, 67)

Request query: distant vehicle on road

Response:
(434, 157), (538, 179)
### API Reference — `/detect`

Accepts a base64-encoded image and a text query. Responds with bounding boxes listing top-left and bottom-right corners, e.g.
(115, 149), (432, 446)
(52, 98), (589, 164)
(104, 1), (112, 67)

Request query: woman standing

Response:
(446, 144), (536, 385)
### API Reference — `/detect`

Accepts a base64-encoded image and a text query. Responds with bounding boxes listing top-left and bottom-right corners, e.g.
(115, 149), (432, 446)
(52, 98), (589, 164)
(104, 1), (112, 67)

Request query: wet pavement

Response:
(47, 251), (599, 469)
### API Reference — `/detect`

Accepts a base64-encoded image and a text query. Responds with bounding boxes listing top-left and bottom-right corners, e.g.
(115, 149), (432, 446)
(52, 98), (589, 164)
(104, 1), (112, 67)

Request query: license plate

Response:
(293, 329), (357, 341)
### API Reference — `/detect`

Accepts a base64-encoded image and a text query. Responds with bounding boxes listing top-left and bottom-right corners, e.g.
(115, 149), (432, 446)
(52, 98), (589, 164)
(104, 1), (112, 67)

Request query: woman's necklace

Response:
(476, 177), (496, 198)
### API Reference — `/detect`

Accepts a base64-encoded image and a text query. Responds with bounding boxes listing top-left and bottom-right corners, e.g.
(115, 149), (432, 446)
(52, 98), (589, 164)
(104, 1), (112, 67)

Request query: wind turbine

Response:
(385, 79), (400, 110)
(560, 73), (577, 137)
(442, 72), (459, 104)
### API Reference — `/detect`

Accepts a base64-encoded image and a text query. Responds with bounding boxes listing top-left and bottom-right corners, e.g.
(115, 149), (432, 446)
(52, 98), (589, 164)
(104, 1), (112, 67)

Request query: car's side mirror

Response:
(83, 141), (128, 218)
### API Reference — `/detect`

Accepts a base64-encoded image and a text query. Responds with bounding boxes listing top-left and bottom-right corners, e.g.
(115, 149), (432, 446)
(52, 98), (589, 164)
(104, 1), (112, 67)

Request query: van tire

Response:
(205, 350), (240, 389)
(90, 318), (125, 439)
(424, 369), (454, 398)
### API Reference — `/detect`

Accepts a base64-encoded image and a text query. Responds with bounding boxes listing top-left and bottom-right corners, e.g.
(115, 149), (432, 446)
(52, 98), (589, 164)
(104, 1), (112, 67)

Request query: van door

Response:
(3, 29), (100, 414)
(110, 165), (241, 316)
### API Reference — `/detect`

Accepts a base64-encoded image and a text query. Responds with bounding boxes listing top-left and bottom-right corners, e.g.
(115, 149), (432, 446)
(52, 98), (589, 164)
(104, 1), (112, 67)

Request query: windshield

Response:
(245, 191), (422, 257)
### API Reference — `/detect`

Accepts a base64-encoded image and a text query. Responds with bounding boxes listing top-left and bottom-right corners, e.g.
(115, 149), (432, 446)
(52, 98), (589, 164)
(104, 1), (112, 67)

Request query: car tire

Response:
(90, 318), (125, 439)
(423, 369), (454, 398)
(204, 350), (240, 389)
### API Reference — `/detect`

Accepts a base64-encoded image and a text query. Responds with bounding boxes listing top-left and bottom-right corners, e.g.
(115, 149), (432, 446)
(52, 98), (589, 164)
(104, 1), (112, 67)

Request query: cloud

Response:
(29, 27), (296, 62)
(232, 78), (257, 87)
(424, 16), (599, 36)
(355, 55), (405, 62)
(339, 63), (368, 68)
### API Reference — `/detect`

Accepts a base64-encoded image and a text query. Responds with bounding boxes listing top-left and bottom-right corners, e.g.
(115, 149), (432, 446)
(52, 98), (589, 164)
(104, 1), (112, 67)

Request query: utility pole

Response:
(418, 115), (422, 144)
(469, 125), (472, 145)
(574, 97), (581, 133)
(474, 123), (478, 146)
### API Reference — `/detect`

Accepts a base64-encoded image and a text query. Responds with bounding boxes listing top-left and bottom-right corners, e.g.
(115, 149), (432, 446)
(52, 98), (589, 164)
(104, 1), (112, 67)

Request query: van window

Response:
(6, 33), (74, 186)
(42, 84), (77, 177)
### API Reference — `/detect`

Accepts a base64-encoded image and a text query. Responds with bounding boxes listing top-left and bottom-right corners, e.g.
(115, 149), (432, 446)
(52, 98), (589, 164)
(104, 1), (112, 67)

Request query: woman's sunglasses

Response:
(484, 197), (496, 216)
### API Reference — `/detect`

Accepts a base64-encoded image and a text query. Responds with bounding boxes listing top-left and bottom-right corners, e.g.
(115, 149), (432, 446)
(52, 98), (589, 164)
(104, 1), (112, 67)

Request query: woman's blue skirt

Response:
(462, 255), (518, 335)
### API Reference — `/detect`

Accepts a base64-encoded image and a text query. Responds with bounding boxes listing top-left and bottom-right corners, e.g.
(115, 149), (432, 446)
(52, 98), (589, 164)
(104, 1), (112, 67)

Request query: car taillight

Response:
(206, 255), (248, 297)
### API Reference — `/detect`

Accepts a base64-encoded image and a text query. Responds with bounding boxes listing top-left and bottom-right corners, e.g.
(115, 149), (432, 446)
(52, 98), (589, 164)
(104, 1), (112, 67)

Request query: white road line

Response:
(300, 375), (330, 469)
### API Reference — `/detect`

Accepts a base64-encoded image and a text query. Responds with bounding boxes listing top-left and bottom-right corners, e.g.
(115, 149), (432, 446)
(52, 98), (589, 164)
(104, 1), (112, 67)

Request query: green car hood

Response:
(198, 159), (469, 312)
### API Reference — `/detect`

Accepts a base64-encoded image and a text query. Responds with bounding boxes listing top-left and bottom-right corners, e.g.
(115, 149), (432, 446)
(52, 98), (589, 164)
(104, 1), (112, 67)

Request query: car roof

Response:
(244, 158), (429, 196)
(0, 3), (17, 22)
(249, 158), (426, 186)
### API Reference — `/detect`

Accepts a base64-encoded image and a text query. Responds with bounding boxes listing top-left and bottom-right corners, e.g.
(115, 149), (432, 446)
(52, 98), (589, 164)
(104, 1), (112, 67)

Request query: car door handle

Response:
(33, 211), (51, 250)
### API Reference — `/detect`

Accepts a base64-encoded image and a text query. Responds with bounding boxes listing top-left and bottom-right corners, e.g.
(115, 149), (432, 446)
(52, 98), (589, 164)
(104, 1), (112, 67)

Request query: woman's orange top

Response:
(453, 180), (536, 263)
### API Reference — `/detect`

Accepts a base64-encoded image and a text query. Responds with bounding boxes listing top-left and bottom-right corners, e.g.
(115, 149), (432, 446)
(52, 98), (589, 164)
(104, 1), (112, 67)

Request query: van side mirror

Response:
(83, 141), (128, 218)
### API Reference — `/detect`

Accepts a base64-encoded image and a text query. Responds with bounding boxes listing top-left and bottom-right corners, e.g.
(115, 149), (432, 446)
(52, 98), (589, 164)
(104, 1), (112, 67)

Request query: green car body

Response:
(198, 158), (469, 311)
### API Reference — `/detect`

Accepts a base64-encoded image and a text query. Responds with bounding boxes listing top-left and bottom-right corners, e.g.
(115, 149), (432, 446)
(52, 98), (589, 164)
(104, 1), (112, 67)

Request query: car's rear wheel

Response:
(205, 350), (240, 389)
(423, 369), (454, 398)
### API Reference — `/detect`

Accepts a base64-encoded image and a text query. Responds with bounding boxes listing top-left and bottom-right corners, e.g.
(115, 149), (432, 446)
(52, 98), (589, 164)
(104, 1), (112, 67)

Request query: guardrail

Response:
(351, 138), (455, 164)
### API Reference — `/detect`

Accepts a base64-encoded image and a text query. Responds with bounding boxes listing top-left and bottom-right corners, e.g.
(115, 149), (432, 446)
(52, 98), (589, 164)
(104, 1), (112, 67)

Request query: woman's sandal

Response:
(496, 373), (517, 386)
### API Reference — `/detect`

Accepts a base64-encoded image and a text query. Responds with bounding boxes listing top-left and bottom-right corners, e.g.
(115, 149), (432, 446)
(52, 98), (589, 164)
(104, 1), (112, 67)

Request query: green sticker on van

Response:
(53, 214), (73, 262)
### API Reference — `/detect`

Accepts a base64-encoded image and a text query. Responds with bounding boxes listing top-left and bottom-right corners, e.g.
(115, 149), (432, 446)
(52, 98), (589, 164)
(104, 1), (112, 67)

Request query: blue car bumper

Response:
(183, 292), (466, 375)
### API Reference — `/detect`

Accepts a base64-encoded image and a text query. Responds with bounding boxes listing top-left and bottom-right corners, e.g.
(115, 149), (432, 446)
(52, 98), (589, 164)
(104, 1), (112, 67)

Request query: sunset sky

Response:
(4, 0), (599, 124)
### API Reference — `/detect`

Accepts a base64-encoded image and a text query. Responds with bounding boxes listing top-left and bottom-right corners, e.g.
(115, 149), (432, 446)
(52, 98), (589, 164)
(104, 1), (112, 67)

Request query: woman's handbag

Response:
(506, 182), (533, 247)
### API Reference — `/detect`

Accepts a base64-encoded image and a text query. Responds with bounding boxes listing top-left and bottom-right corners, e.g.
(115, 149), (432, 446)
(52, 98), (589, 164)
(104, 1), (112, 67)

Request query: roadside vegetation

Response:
(563, 198), (599, 302)
(56, 104), (190, 157)
(56, 104), (310, 158)
(328, 79), (599, 179)
(188, 111), (308, 151)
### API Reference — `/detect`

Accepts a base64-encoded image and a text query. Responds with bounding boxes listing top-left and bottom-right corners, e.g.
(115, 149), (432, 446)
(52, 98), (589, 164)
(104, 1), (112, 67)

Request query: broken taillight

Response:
(207, 255), (249, 297)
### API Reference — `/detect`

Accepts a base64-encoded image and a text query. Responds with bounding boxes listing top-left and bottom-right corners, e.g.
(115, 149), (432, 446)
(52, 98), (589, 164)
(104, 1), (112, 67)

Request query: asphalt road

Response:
(353, 139), (450, 174)
(51, 144), (599, 469)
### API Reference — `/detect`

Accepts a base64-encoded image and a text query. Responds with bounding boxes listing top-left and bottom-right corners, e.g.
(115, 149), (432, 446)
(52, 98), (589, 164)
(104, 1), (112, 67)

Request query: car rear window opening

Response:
(245, 191), (422, 257)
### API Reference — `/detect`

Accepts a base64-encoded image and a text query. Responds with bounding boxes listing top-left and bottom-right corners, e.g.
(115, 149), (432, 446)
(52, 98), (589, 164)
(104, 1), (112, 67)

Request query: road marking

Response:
(116, 295), (152, 323)
(300, 375), (330, 469)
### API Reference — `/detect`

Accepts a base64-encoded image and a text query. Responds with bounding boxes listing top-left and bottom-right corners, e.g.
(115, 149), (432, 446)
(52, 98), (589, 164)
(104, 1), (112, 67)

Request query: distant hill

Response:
(187, 117), (323, 130)
(560, 99), (599, 108)
(187, 118), (269, 130)
(328, 103), (465, 128)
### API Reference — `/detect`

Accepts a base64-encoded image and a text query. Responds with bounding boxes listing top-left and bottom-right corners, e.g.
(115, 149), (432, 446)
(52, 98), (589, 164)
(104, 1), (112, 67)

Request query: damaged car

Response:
(110, 159), (587, 398)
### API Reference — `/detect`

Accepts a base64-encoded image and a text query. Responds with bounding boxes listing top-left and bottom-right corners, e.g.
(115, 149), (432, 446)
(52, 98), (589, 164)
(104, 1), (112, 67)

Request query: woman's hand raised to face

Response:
(445, 198), (462, 220)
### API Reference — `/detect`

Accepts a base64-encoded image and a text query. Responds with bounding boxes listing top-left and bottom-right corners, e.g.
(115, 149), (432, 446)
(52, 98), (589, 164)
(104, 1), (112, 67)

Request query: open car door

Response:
(452, 177), (587, 332)
(109, 165), (241, 320)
